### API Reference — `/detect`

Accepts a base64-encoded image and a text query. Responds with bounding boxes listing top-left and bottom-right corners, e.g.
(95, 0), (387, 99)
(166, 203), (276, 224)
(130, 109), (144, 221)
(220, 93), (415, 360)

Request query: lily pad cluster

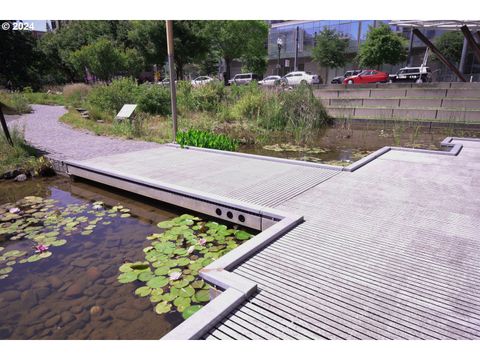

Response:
(117, 214), (253, 320)
(0, 196), (130, 279)
(263, 143), (328, 154)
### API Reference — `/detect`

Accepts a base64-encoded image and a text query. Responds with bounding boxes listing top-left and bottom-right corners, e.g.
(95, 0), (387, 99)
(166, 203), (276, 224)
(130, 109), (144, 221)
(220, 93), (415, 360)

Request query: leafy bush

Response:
(63, 83), (91, 107)
(176, 129), (238, 151)
(87, 77), (139, 116)
(137, 83), (171, 115)
(178, 81), (225, 112)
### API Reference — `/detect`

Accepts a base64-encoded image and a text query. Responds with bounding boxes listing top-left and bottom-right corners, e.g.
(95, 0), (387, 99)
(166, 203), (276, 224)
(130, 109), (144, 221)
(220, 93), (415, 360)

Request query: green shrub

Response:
(189, 81), (225, 111)
(137, 84), (171, 115)
(63, 83), (91, 107)
(87, 78), (139, 116)
(176, 129), (238, 151)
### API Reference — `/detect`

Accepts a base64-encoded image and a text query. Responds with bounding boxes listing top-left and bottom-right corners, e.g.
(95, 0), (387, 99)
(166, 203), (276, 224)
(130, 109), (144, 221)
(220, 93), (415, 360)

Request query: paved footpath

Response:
(7, 105), (160, 161)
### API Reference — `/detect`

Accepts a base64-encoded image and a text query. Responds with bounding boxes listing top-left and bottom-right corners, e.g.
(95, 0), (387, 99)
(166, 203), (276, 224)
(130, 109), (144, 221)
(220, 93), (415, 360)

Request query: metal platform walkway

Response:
(65, 138), (480, 340)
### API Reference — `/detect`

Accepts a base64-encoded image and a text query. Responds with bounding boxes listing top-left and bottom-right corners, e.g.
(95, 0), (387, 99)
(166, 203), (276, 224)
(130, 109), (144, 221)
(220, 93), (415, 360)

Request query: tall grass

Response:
(0, 127), (37, 174)
(0, 92), (32, 114)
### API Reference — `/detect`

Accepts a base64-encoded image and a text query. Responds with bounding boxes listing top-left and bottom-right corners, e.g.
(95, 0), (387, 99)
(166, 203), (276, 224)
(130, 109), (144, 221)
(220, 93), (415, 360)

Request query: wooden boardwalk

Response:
(66, 139), (480, 340)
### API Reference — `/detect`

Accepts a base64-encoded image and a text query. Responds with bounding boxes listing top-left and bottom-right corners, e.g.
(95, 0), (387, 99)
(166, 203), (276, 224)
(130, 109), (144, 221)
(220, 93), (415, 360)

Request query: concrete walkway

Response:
(7, 105), (160, 161)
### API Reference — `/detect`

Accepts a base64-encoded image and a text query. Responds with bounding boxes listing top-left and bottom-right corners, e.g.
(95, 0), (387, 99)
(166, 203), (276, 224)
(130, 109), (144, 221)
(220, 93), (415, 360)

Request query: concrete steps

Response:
(313, 82), (480, 124)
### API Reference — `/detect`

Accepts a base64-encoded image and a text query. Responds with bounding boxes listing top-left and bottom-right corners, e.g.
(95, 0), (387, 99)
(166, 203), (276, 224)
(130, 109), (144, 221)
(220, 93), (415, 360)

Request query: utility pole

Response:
(166, 20), (178, 142)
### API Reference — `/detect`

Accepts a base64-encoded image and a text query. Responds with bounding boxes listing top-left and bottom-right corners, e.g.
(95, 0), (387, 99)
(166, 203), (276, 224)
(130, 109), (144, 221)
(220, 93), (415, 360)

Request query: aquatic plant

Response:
(117, 214), (253, 319)
(176, 129), (238, 151)
(0, 196), (130, 279)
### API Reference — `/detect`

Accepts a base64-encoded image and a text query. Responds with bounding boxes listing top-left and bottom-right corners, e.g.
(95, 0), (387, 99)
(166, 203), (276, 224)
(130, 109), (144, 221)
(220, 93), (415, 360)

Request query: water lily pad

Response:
(157, 220), (174, 229)
(120, 214), (131, 218)
(119, 263), (134, 273)
(182, 305), (203, 320)
(154, 301), (172, 314)
(135, 286), (152, 297)
(51, 239), (67, 247)
(162, 291), (178, 302)
(0, 267), (13, 275)
(27, 254), (41, 262)
(154, 266), (170, 276)
(178, 285), (195, 298)
(195, 289), (211, 302)
(81, 231), (93, 236)
(117, 272), (138, 283)
(191, 279), (205, 289)
(235, 230), (252, 240)
(174, 296), (191, 312)
(147, 276), (169, 289)
(172, 279), (189, 288)
(137, 271), (154, 282)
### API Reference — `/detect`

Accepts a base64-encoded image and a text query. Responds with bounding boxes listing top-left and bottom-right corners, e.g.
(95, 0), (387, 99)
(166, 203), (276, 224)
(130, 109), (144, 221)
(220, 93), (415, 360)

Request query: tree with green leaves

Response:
(311, 28), (350, 83)
(433, 31), (464, 64)
(358, 24), (407, 68)
(69, 38), (138, 81)
(203, 21), (268, 81)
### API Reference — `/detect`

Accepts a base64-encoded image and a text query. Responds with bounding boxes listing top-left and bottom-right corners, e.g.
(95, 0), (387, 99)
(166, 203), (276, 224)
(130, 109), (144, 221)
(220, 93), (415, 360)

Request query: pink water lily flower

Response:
(169, 271), (182, 281)
(9, 207), (20, 214)
(34, 244), (49, 253)
(198, 238), (207, 246)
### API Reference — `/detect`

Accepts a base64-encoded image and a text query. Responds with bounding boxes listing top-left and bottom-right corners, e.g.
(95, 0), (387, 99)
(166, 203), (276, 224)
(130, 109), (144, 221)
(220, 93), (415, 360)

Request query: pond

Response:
(0, 177), (253, 339)
(240, 123), (480, 166)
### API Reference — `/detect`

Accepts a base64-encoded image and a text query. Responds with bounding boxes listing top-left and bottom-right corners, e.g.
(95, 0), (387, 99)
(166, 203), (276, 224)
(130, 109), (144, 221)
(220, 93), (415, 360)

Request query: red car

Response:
(343, 70), (389, 84)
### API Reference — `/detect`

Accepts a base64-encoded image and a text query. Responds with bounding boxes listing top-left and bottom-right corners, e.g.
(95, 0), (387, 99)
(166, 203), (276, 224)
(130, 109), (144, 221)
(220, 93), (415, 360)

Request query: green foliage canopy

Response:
(311, 28), (350, 68)
(358, 24), (407, 68)
(433, 31), (464, 64)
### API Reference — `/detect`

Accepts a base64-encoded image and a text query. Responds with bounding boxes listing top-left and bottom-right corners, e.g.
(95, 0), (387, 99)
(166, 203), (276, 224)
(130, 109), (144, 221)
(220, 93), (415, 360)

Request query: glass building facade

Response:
(267, 20), (392, 60)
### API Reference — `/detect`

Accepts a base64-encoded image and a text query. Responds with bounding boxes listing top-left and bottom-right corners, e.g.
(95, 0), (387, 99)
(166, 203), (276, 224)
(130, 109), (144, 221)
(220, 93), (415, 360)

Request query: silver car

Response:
(228, 73), (260, 85)
(258, 75), (281, 87)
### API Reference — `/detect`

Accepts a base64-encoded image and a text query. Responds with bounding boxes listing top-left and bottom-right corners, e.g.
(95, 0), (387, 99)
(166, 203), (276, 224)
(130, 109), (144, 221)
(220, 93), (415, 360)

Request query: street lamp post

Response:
(276, 37), (283, 76)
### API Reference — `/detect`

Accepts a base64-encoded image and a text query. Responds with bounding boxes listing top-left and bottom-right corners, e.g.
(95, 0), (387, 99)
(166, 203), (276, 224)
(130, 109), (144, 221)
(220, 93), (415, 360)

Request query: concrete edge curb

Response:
(161, 214), (303, 340)
(343, 136), (464, 172)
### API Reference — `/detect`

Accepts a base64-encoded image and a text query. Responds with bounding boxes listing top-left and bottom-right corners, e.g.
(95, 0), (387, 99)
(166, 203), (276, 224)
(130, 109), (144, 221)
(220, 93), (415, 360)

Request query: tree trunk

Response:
(225, 58), (231, 85)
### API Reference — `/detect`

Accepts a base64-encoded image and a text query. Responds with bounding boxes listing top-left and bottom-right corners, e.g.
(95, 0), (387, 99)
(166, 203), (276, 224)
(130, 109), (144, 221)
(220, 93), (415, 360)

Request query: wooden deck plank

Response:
(238, 259), (473, 339)
(264, 238), (480, 313)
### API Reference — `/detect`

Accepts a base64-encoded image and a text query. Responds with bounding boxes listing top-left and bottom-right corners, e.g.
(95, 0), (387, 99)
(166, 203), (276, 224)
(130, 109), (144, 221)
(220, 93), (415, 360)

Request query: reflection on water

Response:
(0, 177), (183, 339)
(240, 123), (480, 165)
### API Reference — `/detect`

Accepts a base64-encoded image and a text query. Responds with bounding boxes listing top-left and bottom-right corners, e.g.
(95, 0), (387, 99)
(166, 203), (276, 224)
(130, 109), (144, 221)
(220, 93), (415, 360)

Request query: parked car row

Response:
(330, 66), (432, 85)
(159, 65), (432, 89)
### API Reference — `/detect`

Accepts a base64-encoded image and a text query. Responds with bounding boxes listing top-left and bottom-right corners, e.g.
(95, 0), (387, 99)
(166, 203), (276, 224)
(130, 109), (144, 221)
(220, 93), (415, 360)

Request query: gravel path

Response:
(7, 105), (161, 161)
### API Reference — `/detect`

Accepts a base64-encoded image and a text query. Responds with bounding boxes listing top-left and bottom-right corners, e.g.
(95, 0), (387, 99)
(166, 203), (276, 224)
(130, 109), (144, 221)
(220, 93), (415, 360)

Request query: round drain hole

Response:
(226, 211), (233, 219)
(238, 214), (245, 223)
(215, 208), (222, 216)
